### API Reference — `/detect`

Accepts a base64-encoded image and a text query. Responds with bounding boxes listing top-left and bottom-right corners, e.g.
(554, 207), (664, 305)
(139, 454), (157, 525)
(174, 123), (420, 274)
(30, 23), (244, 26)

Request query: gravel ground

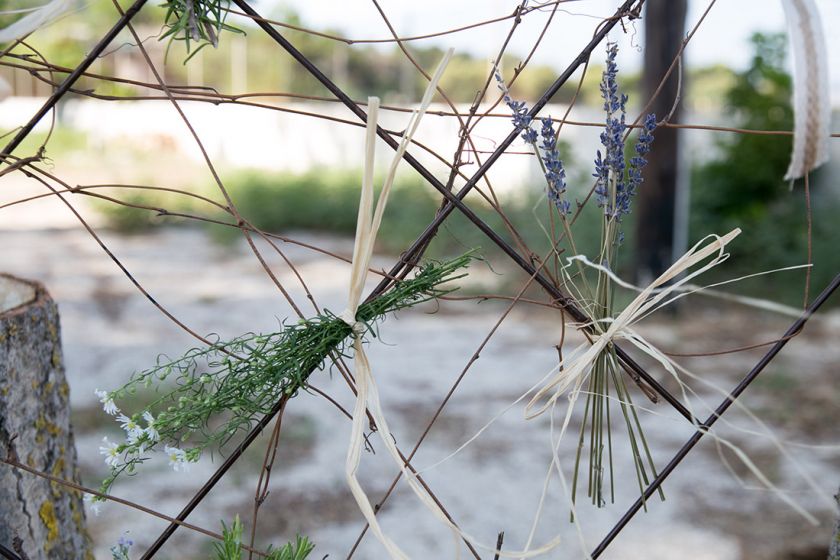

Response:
(1, 187), (839, 559)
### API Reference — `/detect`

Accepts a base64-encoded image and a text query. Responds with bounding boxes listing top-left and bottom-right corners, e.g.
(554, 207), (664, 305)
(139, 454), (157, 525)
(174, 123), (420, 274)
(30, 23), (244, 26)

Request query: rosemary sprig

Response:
(158, 0), (244, 60)
(214, 516), (315, 560)
(93, 253), (475, 500)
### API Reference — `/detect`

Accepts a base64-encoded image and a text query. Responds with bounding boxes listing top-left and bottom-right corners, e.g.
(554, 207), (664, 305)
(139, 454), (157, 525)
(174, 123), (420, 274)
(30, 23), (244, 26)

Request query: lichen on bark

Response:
(0, 274), (91, 559)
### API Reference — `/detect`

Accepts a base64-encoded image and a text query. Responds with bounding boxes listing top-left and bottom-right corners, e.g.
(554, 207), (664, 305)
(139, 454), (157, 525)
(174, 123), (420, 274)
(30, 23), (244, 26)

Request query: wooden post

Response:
(0, 274), (91, 559)
(634, 0), (687, 283)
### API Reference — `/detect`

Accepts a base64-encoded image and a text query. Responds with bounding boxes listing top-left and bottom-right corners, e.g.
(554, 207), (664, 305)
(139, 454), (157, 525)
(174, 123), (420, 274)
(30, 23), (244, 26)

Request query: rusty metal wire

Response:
(0, 1), (837, 558)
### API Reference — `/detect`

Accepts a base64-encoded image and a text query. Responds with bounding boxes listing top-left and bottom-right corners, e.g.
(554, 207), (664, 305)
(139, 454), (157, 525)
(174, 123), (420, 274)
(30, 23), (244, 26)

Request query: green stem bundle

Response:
(94, 253), (474, 499)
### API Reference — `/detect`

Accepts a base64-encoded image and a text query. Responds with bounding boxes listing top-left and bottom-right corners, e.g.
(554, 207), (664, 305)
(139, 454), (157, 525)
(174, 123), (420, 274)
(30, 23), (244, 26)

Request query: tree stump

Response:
(0, 274), (91, 559)
(830, 488), (840, 560)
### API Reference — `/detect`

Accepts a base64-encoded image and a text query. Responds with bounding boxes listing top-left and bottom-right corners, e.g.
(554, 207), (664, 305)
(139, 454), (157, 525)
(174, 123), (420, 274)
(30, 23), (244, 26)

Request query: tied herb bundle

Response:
(497, 43), (661, 509)
(91, 253), (474, 506)
(159, 0), (243, 58)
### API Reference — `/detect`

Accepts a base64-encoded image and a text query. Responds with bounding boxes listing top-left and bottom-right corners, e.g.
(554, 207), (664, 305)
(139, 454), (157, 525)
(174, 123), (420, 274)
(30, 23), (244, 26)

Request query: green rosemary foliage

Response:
(94, 253), (474, 499)
(158, 0), (244, 60)
(214, 516), (244, 560)
(265, 535), (316, 560)
(212, 516), (315, 560)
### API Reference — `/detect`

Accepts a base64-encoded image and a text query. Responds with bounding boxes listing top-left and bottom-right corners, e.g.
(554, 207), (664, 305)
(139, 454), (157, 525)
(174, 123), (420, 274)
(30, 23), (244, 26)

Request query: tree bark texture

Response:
(0, 274), (91, 560)
(635, 0), (687, 283)
(829, 488), (840, 560)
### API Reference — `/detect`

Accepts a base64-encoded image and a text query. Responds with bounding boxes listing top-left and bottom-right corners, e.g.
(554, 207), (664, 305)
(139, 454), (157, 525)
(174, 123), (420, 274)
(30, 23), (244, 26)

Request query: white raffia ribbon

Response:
(525, 228), (741, 420)
(0, 76), (10, 102)
(780, 0), (831, 181)
(341, 51), (452, 560)
(0, 0), (74, 44)
(341, 51), (564, 560)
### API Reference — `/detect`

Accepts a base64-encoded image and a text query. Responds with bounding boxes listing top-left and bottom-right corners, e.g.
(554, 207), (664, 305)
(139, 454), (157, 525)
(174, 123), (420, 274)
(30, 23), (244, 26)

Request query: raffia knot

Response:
(338, 309), (365, 336)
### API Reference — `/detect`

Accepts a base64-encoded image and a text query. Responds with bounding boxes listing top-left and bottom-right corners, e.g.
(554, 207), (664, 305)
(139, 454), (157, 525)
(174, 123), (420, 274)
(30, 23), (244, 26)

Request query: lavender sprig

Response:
(600, 43), (622, 114)
(495, 70), (570, 215)
(494, 69), (536, 142)
(540, 118), (570, 215)
(621, 113), (657, 216)
(593, 44), (656, 222)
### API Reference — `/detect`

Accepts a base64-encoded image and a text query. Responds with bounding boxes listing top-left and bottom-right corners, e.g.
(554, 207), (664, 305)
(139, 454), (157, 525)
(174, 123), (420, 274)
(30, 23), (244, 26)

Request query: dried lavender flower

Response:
(540, 117), (570, 215)
(593, 44), (656, 221)
(495, 68), (572, 215)
(494, 69), (536, 142)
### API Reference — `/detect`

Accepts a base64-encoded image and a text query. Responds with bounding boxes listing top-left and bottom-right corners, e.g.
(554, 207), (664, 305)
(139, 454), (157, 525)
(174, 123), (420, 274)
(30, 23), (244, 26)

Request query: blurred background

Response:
(1, 0), (839, 558)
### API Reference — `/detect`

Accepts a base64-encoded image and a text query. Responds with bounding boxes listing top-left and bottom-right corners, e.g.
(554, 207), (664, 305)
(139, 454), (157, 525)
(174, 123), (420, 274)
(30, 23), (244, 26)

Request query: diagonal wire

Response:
(590, 271), (840, 558)
(134, 4), (656, 555)
(2, 0), (831, 557)
(232, 0), (695, 422)
(0, 0), (148, 158)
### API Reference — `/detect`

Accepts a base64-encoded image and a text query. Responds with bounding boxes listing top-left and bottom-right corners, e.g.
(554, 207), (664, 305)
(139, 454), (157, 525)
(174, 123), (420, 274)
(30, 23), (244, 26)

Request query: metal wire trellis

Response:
(1, 0), (838, 558)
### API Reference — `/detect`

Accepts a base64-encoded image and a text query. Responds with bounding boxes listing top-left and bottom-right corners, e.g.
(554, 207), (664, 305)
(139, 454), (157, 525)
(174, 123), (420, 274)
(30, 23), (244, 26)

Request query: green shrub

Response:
(91, 164), (611, 282)
(689, 32), (838, 305)
(217, 169), (442, 251)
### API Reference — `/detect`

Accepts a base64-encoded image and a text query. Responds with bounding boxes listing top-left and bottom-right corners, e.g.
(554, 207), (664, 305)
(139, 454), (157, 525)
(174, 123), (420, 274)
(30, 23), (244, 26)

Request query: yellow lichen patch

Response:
(51, 347), (62, 368)
(47, 318), (58, 343)
(26, 453), (35, 467)
(72, 505), (84, 534)
(35, 413), (62, 437)
(50, 455), (66, 498)
(59, 381), (70, 399)
(39, 500), (58, 548)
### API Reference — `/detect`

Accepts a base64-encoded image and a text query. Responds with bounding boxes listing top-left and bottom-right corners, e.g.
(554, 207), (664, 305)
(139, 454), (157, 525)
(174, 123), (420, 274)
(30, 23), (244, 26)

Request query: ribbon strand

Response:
(780, 0), (830, 180)
(340, 50), (564, 560)
(341, 52), (454, 560)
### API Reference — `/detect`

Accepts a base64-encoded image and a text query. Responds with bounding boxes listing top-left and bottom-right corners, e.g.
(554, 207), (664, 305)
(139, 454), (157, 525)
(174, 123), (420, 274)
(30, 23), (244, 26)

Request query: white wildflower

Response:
(95, 389), (119, 416)
(133, 439), (148, 456)
(99, 437), (121, 468)
(142, 411), (160, 442)
(116, 414), (144, 444)
(84, 494), (103, 516)
(165, 445), (189, 472)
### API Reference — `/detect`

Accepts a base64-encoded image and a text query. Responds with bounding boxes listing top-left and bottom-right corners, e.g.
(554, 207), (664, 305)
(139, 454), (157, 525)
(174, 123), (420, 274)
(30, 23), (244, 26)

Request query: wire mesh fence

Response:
(1, 1), (838, 558)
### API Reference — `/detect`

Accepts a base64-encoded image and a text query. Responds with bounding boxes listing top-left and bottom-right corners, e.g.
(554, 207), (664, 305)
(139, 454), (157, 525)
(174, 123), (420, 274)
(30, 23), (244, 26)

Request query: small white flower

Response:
(95, 389), (119, 416)
(142, 411), (160, 442)
(137, 439), (150, 455)
(84, 494), (103, 516)
(116, 414), (144, 444)
(99, 437), (121, 468)
(165, 445), (189, 472)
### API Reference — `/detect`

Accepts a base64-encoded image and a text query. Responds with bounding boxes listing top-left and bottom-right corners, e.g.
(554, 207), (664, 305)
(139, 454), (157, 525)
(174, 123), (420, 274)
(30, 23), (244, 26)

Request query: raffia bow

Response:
(341, 50), (566, 560)
(341, 53), (455, 560)
(525, 229), (741, 420)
